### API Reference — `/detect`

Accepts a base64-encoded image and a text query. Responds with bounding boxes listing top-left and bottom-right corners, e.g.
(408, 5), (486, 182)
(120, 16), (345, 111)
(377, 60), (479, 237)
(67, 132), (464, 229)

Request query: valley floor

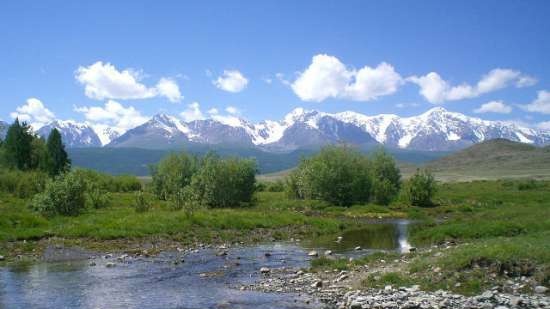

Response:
(1, 179), (549, 305)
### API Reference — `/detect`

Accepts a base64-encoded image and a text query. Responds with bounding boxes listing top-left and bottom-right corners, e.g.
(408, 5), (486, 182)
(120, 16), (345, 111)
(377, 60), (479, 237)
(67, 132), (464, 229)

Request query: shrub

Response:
(73, 169), (141, 193)
(150, 153), (200, 200)
(371, 149), (401, 205)
(30, 171), (87, 216)
(86, 186), (111, 209)
(190, 154), (257, 208)
(0, 169), (48, 198)
(133, 191), (151, 213)
(287, 145), (372, 206)
(170, 187), (201, 217)
(407, 169), (436, 207)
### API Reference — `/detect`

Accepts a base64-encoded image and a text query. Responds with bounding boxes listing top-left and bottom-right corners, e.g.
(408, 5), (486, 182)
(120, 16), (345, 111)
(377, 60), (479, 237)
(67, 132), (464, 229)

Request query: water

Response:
(0, 220), (412, 309)
(303, 219), (413, 255)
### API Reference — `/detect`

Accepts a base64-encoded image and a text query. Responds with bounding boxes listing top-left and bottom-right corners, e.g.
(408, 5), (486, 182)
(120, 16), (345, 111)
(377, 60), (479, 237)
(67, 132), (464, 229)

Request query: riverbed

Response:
(0, 220), (412, 309)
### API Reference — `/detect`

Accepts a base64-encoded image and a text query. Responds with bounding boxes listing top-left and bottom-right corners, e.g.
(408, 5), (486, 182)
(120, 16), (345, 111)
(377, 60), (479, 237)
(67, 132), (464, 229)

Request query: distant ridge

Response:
(423, 139), (550, 180)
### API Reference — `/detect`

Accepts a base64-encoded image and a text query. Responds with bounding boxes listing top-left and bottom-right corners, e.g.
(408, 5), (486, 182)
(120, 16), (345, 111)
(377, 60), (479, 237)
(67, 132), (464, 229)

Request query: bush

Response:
(287, 145), (372, 206)
(190, 154), (257, 208)
(30, 171), (87, 216)
(407, 169), (436, 207)
(86, 186), (111, 209)
(150, 153), (200, 200)
(73, 169), (141, 193)
(371, 149), (401, 205)
(256, 180), (285, 192)
(170, 187), (201, 217)
(0, 169), (48, 198)
(133, 191), (151, 213)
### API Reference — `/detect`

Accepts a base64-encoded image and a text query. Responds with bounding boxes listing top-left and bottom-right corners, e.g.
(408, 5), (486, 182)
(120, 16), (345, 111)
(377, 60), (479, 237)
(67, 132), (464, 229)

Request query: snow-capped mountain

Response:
(107, 114), (191, 149)
(37, 120), (102, 148)
(26, 107), (550, 151)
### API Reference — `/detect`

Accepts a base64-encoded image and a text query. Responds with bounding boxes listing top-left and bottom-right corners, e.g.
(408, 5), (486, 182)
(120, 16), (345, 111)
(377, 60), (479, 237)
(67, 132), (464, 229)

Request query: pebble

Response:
(535, 286), (548, 294)
(0, 255), (4, 261)
(260, 267), (270, 274)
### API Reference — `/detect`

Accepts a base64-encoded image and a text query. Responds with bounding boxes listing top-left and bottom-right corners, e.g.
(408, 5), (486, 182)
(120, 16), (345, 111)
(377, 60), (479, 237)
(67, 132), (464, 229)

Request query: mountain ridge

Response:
(4, 107), (550, 151)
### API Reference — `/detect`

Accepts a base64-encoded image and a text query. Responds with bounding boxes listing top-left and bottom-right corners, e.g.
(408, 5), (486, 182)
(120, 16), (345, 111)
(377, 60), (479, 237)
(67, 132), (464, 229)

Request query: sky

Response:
(1, 0), (550, 132)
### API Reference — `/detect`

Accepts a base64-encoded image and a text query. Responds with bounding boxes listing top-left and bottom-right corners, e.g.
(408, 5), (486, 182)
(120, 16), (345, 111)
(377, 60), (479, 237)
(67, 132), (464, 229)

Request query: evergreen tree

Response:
(46, 128), (70, 176)
(3, 119), (34, 170)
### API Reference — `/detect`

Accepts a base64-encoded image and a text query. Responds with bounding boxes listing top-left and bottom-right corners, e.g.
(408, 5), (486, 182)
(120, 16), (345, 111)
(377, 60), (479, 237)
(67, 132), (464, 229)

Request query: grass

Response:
(1, 178), (549, 295)
(306, 179), (550, 295)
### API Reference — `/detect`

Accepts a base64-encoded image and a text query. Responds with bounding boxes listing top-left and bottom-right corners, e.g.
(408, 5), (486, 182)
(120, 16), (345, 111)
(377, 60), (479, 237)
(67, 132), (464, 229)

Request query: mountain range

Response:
(2, 107), (550, 151)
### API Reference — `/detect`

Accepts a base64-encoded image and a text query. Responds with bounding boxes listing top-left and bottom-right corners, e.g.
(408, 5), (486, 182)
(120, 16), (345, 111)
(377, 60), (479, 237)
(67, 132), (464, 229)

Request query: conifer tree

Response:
(46, 128), (70, 176)
(3, 119), (34, 170)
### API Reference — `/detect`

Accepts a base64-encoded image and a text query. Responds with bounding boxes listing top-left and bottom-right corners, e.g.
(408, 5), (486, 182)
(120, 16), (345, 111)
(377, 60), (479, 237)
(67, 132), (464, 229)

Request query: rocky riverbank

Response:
(241, 264), (549, 308)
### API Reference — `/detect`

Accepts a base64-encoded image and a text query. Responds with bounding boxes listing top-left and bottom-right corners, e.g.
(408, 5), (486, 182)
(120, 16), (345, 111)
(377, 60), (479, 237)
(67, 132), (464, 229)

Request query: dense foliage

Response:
(151, 152), (257, 208)
(407, 168), (436, 207)
(287, 146), (403, 207)
(371, 149), (401, 205)
(0, 120), (70, 175)
(30, 171), (87, 216)
(46, 128), (71, 176)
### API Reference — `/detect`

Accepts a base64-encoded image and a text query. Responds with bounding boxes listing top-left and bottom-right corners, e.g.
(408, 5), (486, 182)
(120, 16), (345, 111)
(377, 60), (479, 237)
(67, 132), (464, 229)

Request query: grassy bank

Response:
(309, 179), (550, 295)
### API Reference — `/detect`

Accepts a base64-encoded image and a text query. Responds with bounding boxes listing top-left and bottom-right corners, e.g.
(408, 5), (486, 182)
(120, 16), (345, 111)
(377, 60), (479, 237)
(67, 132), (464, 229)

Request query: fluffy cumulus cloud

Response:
(75, 61), (182, 102)
(291, 54), (403, 102)
(408, 68), (537, 104)
(180, 102), (205, 122)
(474, 100), (512, 114)
(155, 78), (183, 103)
(213, 70), (249, 93)
(521, 90), (550, 114)
(10, 98), (55, 128)
(74, 100), (148, 132)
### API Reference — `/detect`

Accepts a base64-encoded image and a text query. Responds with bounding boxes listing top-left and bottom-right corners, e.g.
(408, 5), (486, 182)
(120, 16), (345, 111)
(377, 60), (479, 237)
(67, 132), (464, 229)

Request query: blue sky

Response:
(1, 0), (549, 131)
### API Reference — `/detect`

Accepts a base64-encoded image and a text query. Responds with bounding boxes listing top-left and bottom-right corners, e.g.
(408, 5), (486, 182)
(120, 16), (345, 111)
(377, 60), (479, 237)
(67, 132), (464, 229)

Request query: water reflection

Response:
(304, 219), (413, 255)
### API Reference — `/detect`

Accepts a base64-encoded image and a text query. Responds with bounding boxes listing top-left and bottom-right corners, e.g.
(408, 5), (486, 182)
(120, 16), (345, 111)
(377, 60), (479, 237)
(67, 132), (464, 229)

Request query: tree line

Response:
(0, 119), (70, 176)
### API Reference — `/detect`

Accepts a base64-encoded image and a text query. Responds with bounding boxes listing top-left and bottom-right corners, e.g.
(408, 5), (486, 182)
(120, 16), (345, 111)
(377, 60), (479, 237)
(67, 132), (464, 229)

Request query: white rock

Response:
(308, 251), (318, 257)
(534, 286), (548, 294)
(260, 267), (270, 274)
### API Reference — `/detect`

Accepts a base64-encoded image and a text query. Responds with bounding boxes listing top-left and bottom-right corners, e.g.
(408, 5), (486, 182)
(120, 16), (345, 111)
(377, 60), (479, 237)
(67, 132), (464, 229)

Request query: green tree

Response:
(46, 128), (70, 176)
(287, 145), (372, 206)
(190, 154), (257, 208)
(3, 119), (34, 170)
(407, 169), (437, 207)
(150, 152), (200, 200)
(371, 149), (401, 205)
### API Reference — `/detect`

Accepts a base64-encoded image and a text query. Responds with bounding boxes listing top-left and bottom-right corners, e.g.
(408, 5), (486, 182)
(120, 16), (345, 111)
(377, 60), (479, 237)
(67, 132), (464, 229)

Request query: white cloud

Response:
(10, 98), (55, 128)
(207, 108), (219, 115)
(180, 102), (205, 122)
(291, 54), (403, 102)
(225, 106), (239, 114)
(521, 90), (550, 114)
(213, 70), (249, 93)
(408, 68), (537, 104)
(474, 100), (512, 114)
(156, 78), (183, 103)
(74, 100), (148, 132)
(75, 61), (182, 102)
(275, 73), (291, 86)
(537, 121), (550, 130)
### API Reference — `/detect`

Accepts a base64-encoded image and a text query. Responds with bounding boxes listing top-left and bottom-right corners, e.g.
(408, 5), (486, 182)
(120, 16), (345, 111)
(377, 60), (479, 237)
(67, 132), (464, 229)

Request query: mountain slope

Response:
(37, 120), (102, 148)
(105, 107), (550, 151)
(422, 139), (550, 180)
(107, 114), (190, 149)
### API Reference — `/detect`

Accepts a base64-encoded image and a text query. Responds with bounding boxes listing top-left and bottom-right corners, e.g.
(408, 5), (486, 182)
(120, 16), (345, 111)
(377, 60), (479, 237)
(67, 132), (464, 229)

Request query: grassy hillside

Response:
(420, 139), (550, 181)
